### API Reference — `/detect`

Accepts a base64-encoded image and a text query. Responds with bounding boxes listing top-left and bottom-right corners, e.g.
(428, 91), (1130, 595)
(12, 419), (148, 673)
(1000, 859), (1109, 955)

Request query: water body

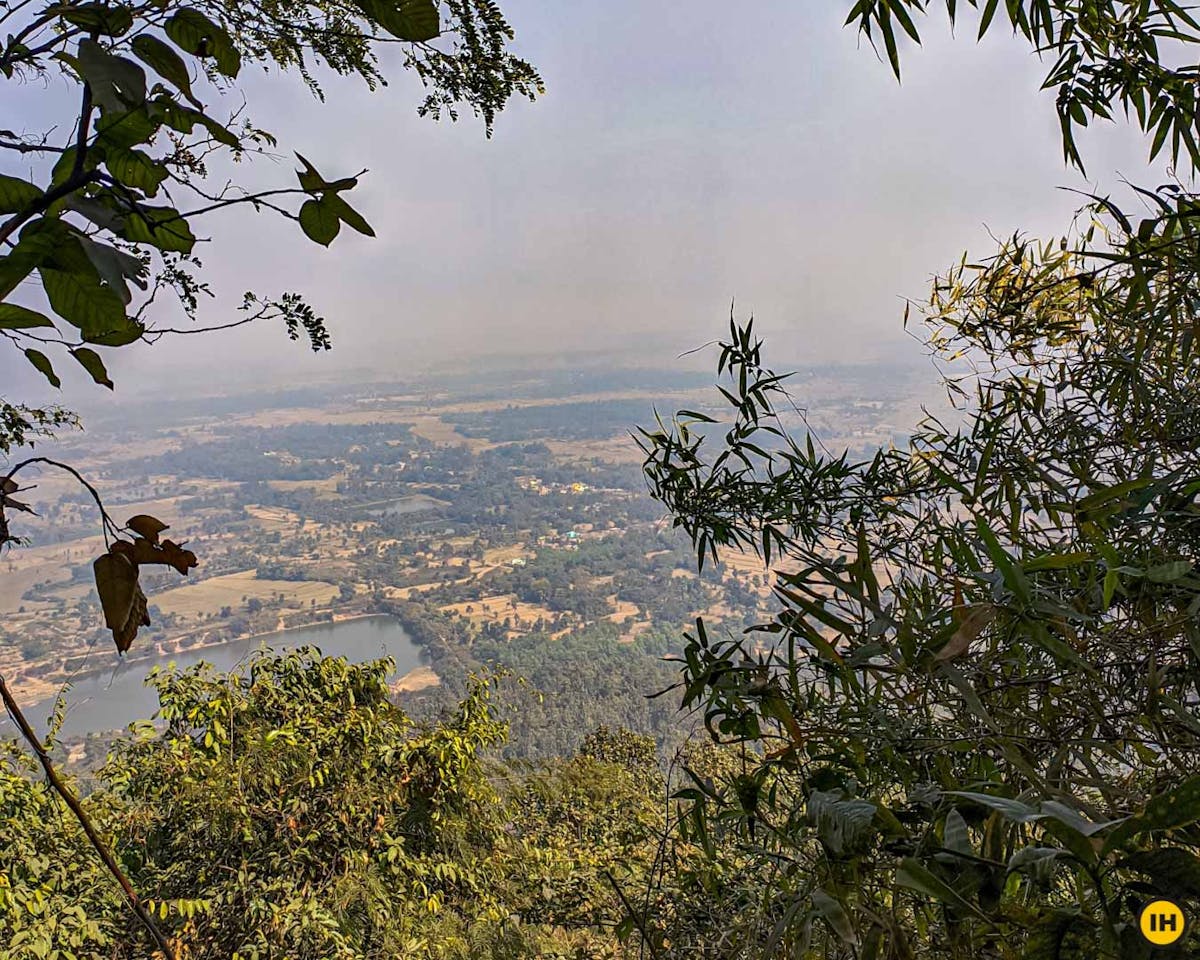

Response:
(20, 616), (424, 740)
(364, 495), (443, 518)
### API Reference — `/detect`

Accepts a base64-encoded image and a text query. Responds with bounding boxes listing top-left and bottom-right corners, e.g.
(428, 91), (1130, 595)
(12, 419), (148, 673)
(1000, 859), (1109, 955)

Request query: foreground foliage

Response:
(0, 649), (662, 959)
(640, 212), (1200, 959)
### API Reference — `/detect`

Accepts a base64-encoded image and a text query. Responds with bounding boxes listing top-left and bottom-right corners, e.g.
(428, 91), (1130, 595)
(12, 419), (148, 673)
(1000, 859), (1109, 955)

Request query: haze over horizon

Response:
(2, 1), (1164, 408)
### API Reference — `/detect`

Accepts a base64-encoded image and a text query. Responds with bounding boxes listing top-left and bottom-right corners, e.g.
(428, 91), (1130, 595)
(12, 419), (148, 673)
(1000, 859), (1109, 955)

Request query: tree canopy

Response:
(633, 2), (1200, 957)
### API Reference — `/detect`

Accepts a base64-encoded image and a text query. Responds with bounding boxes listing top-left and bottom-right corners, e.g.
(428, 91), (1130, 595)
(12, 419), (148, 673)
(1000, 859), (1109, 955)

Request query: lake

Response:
(364, 495), (444, 518)
(19, 616), (425, 739)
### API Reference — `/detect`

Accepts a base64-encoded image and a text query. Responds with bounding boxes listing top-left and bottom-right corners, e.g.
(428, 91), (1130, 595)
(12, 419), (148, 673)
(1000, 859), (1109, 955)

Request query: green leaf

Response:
(942, 809), (973, 856)
(1076, 476), (1155, 513)
(105, 147), (168, 197)
(64, 193), (125, 232)
(52, 2), (132, 36)
(165, 9), (240, 78)
(70, 347), (113, 389)
(92, 105), (161, 152)
(72, 40), (146, 114)
(946, 791), (1046, 824)
(811, 889), (857, 946)
(121, 207), (196, 253)
(24, 349), (60, 388)
(1145, 560), (1193, 583)
(294, 153), (358, 193)
(0, 174), (41, 214)
(85, 320), (145, 347)
(1120, 848), (1200, 898)
(1139, 775), (1200, 832)
(1006, 846), (1065, 875)
(359, 0), (440, 41)
(153, 99), (239, 148)
(299, 198), (340, 246)
(79, 236), (147, 305)
(1039, 800), (1122, 838)
(323, 193), (375, 237)
(131, 34), (202, 108)
(896, 858), (988, 920)
(1023, 551), (1091, 572)
(0, 218), (71, 297)
(40, 267), (127, 333)
(0, 304), (54, 329)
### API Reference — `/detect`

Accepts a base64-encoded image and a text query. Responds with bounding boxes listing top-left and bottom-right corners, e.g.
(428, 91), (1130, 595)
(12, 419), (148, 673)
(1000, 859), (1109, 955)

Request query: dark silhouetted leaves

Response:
(127, 514), (168, 543)
(131, 34), (202, 108)
(23, 348), (60, 388)
(94, 551), (144, 653)
(69, 347), (113, 389)
(299, 198), (340, 246)
(164, 9), (240, 78)
(0, 304), (53, 329)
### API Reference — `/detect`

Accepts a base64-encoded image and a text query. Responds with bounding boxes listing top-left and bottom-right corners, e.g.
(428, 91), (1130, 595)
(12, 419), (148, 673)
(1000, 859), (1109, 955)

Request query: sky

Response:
(1, 1), (1165, 407)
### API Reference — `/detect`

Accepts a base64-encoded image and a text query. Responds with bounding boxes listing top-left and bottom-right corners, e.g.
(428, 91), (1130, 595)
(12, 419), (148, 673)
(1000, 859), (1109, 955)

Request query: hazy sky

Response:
(2, 1), (1163, 406)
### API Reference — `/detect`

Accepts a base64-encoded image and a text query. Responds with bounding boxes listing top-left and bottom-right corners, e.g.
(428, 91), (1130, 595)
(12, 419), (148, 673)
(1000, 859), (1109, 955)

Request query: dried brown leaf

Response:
(127, 514), (169, 544)
(94, 551), (138, 649)
(936, 604), (996, 662)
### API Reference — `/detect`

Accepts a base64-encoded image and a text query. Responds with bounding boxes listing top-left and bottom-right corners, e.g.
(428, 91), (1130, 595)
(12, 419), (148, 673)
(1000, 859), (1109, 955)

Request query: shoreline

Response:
(10, 612), (425, 709)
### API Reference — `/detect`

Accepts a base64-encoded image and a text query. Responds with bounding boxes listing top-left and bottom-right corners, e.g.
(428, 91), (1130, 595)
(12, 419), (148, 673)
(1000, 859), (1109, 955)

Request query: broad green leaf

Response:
(64, 193), (125, 232)
(40, 267), (126, 333)
(0, 218), (71, 297)
(299, 198), (340, 246)
(52, 2), (132, 36)
(896, 858), (988, 919)
(94, 105), (162, 149)
(132, 35), (202, 108)
(73, 39), (146, 114)
(294, 153), (356, 193)
(105, 147), (168, 197)
(1039, 800), (1122, 837)
(359, 0), (440, 42)
(1120, 848), (1200, 898)
(323, 193), (375, 237)
(0, 304), (54, 329)
(942, 809), (973, 856)
(1006, 847), (1065, 875)
(1139, 775), (1200, 832)
(153, 98), (239, 147)
(947, 791), (1045, 824)
(165, 9), (240, 78)
(24, 348), (60, 388)
(79, 235), (147, 305)
(85, 319), (145, 347)
(70, 347), (113, 389)
(121, 207), (196, 253)
(811, 889), (857, 946)
(0, 174), (41, 213)
(1145, 561), (1193, 583)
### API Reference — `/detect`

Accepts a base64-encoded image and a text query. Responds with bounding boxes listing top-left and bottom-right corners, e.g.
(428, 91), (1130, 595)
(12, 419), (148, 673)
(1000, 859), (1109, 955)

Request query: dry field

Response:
(0, 534), (106, 610)
(152, 570), (339, 618)
(439, 594), (561, 630)
(266, 477), (345, 496)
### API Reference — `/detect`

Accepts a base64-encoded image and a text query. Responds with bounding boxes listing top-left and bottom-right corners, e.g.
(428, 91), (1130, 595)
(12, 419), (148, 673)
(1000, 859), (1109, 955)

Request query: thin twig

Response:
(603, 869), (661, 960)
(0, 673), (177, 960)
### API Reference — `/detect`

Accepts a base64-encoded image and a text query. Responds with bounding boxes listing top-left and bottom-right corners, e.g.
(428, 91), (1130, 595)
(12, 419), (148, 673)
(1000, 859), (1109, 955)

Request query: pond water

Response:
(364, 495), (443, 518)
(19, 616), (424, 739)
